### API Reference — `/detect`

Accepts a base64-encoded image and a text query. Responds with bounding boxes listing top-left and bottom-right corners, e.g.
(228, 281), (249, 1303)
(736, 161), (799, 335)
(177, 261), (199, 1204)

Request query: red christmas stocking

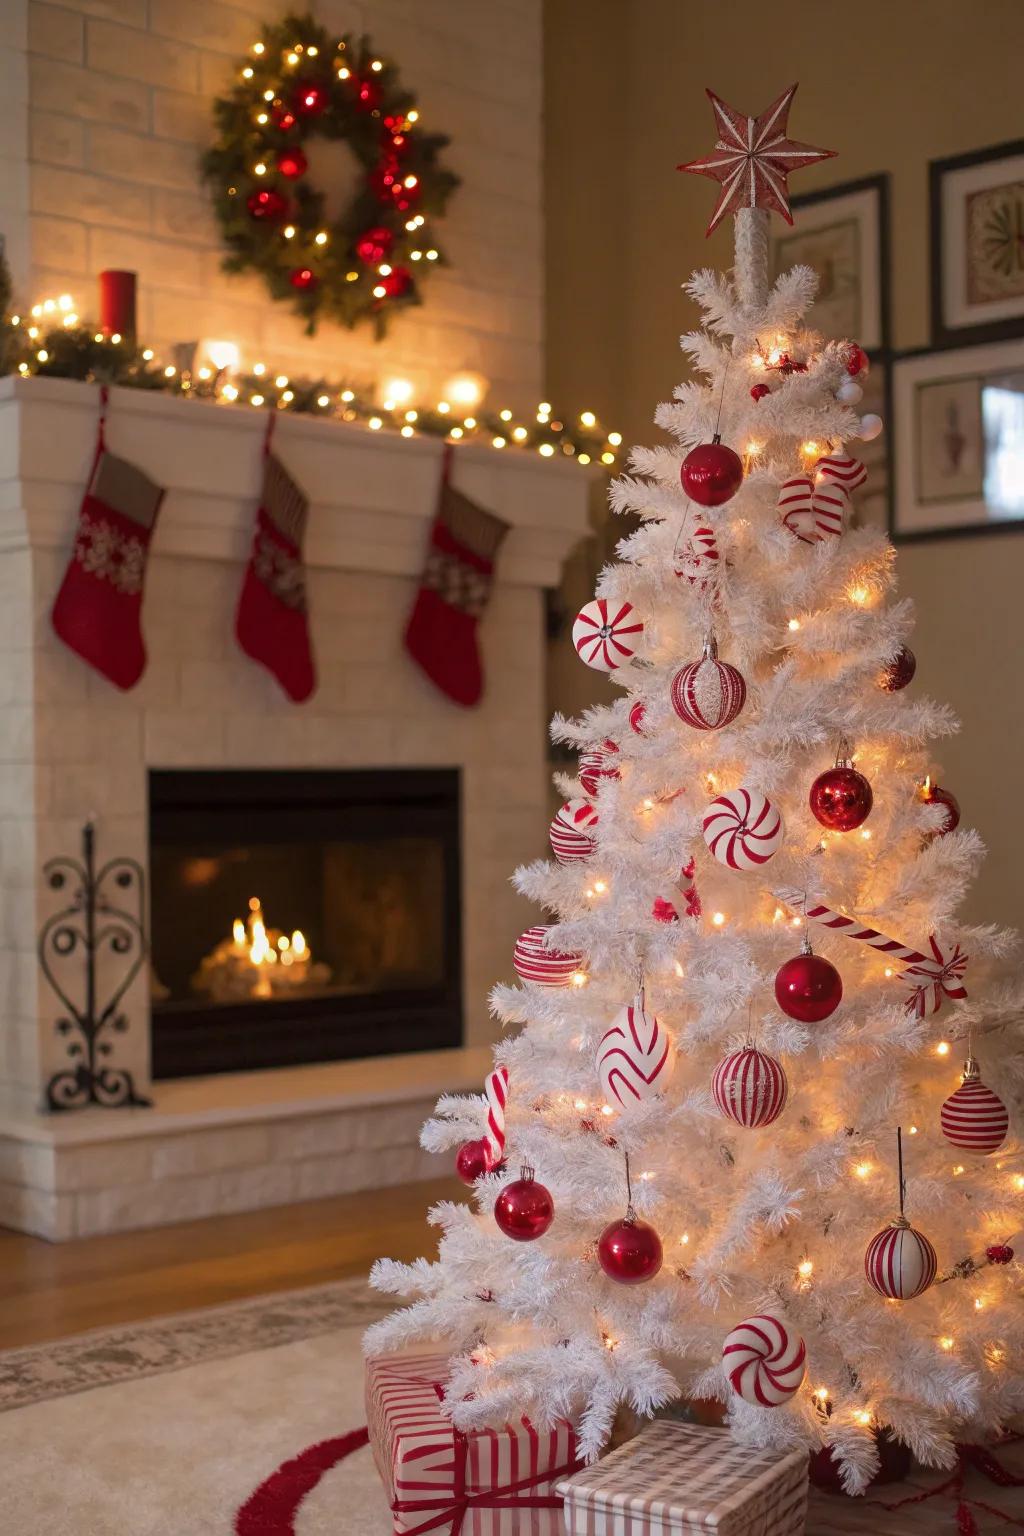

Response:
(51, 388), (164, 691)
(235, 428), (316, 703)
(404, 447), (509, 706)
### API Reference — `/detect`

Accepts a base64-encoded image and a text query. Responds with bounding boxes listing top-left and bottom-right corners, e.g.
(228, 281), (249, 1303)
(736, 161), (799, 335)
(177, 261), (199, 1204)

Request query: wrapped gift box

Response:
(365, 1351), (580, 1535)
(557, 1421), (808, 1535)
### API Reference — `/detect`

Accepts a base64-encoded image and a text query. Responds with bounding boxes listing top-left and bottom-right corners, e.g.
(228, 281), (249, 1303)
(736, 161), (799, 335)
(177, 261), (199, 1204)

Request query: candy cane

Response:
(485, 1066), (509, 1164)
(773, 887), (929, 964)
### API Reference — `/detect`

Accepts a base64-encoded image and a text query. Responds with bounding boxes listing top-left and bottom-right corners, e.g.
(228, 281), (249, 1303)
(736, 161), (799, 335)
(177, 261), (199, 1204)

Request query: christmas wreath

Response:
(202, 13), (459, 336)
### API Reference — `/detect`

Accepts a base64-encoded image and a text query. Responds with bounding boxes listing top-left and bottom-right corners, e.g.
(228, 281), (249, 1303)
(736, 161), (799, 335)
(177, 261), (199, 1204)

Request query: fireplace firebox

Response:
(148, 769), (462, 1079)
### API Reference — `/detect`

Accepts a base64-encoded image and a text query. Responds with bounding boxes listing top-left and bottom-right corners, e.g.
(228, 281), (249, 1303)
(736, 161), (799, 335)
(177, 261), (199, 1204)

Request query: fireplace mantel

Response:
(0, 375), (591, 1239)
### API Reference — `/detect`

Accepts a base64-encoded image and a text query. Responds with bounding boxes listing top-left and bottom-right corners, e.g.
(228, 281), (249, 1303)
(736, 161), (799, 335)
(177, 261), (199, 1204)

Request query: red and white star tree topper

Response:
(678, 83), (835, 235)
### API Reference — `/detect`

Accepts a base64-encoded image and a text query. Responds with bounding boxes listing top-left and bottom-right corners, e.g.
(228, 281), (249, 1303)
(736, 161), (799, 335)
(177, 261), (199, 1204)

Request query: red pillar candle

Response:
(98, 270), (137, 338)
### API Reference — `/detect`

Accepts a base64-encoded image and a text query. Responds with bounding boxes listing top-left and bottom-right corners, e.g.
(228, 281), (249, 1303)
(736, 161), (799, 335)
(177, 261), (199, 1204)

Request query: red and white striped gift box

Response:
(366, 1351), (580, 1535)
(557, 1422), (808, 1535)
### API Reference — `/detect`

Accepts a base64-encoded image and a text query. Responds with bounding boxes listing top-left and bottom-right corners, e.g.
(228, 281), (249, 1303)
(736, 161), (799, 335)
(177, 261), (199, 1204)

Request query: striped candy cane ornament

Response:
(485, 1065), (509, 1165)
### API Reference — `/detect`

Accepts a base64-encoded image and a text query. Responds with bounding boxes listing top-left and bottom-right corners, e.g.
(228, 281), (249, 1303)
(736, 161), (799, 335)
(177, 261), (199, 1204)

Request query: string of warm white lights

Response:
(2, 294), (622, 468)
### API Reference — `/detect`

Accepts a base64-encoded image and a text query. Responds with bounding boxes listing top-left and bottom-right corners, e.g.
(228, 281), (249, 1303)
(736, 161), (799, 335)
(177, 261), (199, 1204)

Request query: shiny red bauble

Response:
(277, 148), (308, 179)
(920, 781), (960, 836)
(750, 383), (771, 402)
(379, 265), (412, 298)
(879, 646), (916, 692)
(846, 343), (870, 377)
(809, 765), (873, 832)
(597, 1214), (663, 1284)
(986, 1244), (1014, 1265)
(272, 103), (298, 131)
(355, 225), (394, 264)
(494, 1168), (554, 1241)
(455, 1137), (494, 1185)
(775, 950), (843, 1022)
(680, 437), (744, 507)
(289, 266), (318, 291)
(352, 77), (382, 112)
(294, 82), (328, 117)
(247, 188), (290, 223)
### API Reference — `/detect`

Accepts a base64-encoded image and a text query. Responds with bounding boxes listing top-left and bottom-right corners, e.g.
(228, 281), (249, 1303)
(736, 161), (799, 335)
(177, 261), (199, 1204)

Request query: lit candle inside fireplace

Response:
(193, 901), (328, 1001)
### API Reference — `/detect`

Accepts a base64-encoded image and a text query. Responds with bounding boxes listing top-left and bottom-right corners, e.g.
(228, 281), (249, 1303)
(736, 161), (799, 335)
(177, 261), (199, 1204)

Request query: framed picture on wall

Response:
(930, 140), (1024, 347)
(771, 174), (890, 354)
(891, 337), (1024, 541)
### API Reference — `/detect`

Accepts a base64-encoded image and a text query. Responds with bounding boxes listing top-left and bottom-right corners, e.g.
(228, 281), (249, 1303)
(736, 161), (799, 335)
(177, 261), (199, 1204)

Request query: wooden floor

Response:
(0, 1176), (460, 1351)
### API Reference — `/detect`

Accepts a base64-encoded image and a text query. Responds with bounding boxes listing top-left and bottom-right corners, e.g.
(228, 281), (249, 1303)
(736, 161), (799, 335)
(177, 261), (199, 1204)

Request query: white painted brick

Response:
(149, 0), (257, 55)
(28, 3), (85, 62)
(87, 225), (203, 290)
(86, 17), (199, 92)
(29, 57), (150, 129)
(59, 0), (147, 22)
(149, 1123), (271, 1178)
(88, 124), (198, 192)
(0, 1179), (75, 1240)
(29, 110), (85, 168)
(145, 709), (227, 766)
(31, 163), (151, 230)
(31, 213), (89, 272)
(53, 1137), (154, 1191)
(151, 89), (205, 146)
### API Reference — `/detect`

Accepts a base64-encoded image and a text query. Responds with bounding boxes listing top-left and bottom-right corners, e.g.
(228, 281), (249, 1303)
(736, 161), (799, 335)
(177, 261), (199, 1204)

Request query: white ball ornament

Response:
(597, 992), (675, 1108)
(670, 638), (746, 730)
(549, 799), (598, 864)
(702, 788), (784, 871)
(572, 598), (644, 672)
(940, 1057), (1009, 1155)
(713, 1046), (787, 1128)
(512, 926), (583, 988)
(836, 378), (863, 404)
(859, 413), (884, 441)
(722, 1312), (807, 1407)
(865, 1217), (937, 1300)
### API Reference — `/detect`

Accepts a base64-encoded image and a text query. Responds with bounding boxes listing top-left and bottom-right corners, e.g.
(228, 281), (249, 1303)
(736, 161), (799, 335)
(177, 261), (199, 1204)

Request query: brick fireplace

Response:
(0, 375), (588, 1239)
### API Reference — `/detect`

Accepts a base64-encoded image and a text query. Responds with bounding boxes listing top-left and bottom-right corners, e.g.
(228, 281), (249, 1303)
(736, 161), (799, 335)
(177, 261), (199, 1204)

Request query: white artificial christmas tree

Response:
(367, 86), (1024, 1495)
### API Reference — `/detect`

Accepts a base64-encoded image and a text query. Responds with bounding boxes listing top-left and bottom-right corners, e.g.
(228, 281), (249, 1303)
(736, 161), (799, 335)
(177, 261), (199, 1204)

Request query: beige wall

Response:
(545, 0), (1024, 923)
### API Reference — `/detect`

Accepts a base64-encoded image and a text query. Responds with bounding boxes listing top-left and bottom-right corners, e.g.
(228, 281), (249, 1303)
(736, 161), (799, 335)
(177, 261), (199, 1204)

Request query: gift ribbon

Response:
(901, 935), (969, 1018)
(871, 1437), (1024, 1534)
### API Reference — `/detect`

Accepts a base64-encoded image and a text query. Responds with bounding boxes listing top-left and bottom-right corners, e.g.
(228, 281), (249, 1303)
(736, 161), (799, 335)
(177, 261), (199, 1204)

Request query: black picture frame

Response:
(780, 172), (892, 357)
(929, 139), (1024, 349)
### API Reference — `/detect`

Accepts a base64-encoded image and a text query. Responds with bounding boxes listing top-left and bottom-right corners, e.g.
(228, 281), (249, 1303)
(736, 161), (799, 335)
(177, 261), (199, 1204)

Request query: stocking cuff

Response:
(261, 452), (309, 549)
(437, 482), (509, 568)
(91, 450), (164, 530)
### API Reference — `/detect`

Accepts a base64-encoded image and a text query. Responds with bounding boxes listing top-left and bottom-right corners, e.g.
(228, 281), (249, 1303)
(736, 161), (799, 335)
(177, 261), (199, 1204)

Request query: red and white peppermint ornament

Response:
(713, 1046), (787, 1128)
(777, 475), (849, 543)
(572, 598), (644, 672)
(814, 452), (867, 492)
(940, 1057), (1009, 1155)
(597, 991), (675, 1108)
(579, 739), (620, 797)
(674, 520), (720, 588)
(628, 700), (647, 734)
(549, 798), (598, 864)
(512, 926), (582, 987)
(670, 638), (746, 730)
(865, 1217), (937, 1300)
(722, 1312), (807, 1407)
(703, 788), (783, 871)
(484, 1065), (509, 1164)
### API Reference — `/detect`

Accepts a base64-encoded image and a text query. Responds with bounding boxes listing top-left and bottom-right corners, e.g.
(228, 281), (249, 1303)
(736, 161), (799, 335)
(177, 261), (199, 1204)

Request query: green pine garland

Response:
(201, 14), (459, 337)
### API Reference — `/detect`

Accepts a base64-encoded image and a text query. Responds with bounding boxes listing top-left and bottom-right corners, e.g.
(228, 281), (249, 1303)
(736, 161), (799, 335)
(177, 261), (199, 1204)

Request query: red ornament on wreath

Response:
(775, 937), (842, 1022)
(293, 81), (328, 118)
(809, 744), (873, 832)
(247, 187), (290, 222)
(456, 1137), (494, 1185)
(271, 102), (297, 131)
(670, 636), (746, 730)
(351, 76), (382, 113)
(277, 148), (308, 179)
(598, 1212), (663, 1285)
(378, 266), (411, 298)
(879, 646), (916, 692)
(919, 777), (960, 836)
(494, 1166), (554, 1241)
(355, 225), (394, 264)
(940, 1057), (1009, 1155)
(289, 267), (318, 291)
(680, 436), (744, 507)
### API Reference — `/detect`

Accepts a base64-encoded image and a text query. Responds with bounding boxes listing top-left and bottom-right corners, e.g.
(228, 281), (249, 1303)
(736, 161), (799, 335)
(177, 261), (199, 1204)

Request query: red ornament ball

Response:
(352, 77), (382, 112)
(680, 439), (744, 507)
(750, 383), (771, 402)
(879, 646), (917, 692)
(775, 950), (842, 1023)
(246, 187), (290, 223)
(494, 1168), (554, 1241)
(355, 225), (394, 265)
(379, 265), (412, 298)
(294, 82), (328, 117)
(920, 780), (960, 836)
(289, 267), (318, 291)
(986, 1243), (1014, 1265)
(271, 102), (297, 131)
(456, 1137), (494, 1185)
(277, 148), (308, 179)
(809, 765), (873, 832)
(846, 343), (870, 377)
(597, 1214), (663, 1284)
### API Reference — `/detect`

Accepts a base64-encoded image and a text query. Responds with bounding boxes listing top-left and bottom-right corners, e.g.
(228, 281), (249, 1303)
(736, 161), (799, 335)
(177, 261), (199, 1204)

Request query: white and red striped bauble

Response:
(572, 598), (644, 671)
(712, 1046), (787, 1128)
(628, 700), (647, 734)
(671, 646), (746, 731)
(865, 1218), (937, 1300)
(579, 739), (621, 797)
(596, 993), (675, 1108)
(722, 1313), (806, 1407)
(814, 452), (867, 492)
(512, 926), (582, 987)
(549, 799), (598, 864)
(674, 522), (720, 588)
(702, 788), (784, 871)
(940, 1058), (1009, 1155)
(777, 475), (849, 543)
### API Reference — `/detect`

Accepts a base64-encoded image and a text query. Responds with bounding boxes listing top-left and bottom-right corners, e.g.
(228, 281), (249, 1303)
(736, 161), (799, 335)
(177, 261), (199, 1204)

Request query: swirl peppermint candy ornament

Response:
(865, 1217), (937, 1300)
(572, 598), (644, 672)
(549, 798), (598, 864)
(713, 1046), (787, 1128)
(512, 926), (582, 988)
(940, 1057), (1009, 1155)
(703, 788), (784, 871)
(722, 1312), (807, 1407)
(579, 739), (620, 797)
(596, 992), (676, 1108)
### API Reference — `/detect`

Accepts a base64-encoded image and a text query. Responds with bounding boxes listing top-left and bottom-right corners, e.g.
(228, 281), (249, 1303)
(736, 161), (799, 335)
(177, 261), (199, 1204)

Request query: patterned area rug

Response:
(1, 1282), (1021, 1534)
